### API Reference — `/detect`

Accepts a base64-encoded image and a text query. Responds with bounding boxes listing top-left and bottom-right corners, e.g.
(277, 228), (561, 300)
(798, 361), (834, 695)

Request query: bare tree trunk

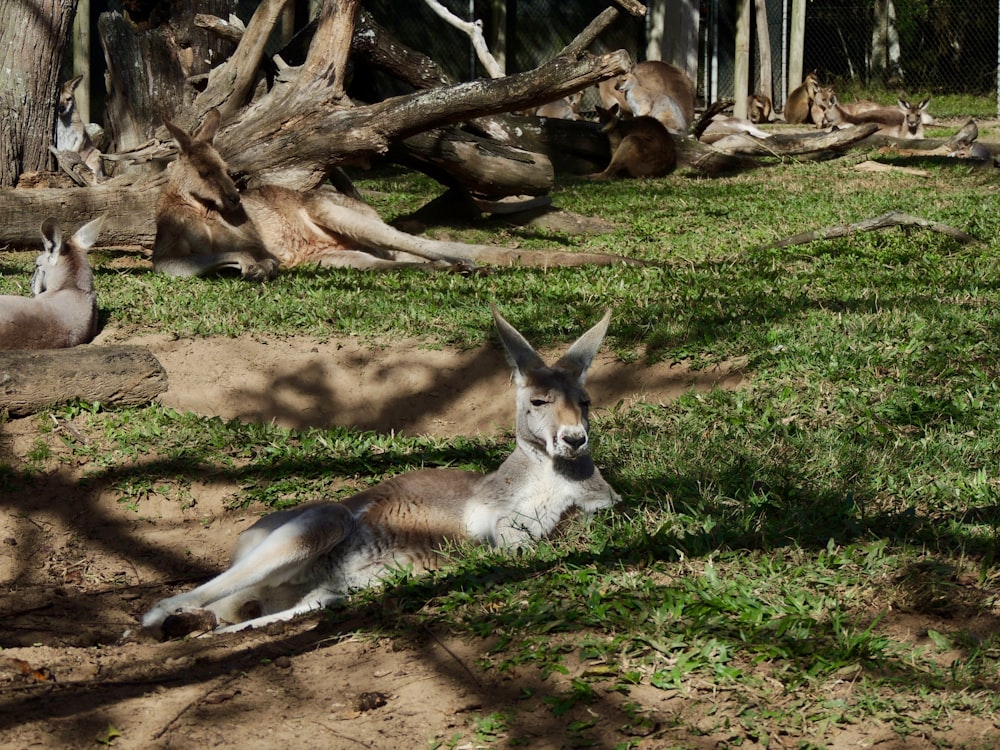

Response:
(0, 0), (78, 186)
(753, 0), (773, 104)
(871, 0), (903, 84)
(98, 1), (239, 158)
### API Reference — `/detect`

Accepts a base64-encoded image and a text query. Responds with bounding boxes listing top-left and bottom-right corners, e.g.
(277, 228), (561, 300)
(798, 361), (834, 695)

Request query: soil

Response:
(1, 333), (996, 749)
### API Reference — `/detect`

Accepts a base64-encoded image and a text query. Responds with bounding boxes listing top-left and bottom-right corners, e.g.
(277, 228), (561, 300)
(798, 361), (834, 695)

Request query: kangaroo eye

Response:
(530, 398), (549, 407)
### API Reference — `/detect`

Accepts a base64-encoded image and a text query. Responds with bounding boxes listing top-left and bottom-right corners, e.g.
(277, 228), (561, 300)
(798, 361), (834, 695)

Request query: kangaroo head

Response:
(493, 306), (611, 461)
(164, 109), (242, 213)
(31, 216), (103, 296)
(899, 97), (930, 136)
(57, 75), (83, 118)
(803, 71), (820, 97)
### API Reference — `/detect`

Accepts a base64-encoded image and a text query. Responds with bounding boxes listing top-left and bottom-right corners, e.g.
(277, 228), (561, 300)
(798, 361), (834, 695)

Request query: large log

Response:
(0, 346), (167, 417)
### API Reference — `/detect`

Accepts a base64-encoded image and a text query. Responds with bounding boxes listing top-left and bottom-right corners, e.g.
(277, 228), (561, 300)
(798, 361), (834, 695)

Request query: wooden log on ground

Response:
(0, 345), (168, 416)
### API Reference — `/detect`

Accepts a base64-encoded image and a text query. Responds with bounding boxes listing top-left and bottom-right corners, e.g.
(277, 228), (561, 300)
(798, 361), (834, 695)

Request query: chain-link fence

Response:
(794, 0), (997, 113)
(366, 1), (999, 118)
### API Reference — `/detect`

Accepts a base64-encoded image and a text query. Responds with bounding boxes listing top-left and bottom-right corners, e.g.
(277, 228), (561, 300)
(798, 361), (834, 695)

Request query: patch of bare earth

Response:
(1, 334), (996, 748)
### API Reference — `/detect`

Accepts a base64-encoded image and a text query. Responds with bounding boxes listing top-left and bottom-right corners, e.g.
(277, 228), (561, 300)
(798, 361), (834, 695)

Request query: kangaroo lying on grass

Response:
(142, 306), (621, 638)
(0, 216), (104, 350)
(587, 104), (676, 180)
(154, 110), (632, 280)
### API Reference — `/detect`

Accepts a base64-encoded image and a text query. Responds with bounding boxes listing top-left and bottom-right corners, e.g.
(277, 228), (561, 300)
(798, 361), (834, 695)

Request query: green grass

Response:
(3, 147), (1000, 747)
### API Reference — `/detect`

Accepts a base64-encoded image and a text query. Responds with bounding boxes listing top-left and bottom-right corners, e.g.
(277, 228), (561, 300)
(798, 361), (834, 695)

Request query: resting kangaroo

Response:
(823, 95), (931, 139)
(0, 216), (104, 350)
(55, 75), (104, 180)
(587, 104), (676, 180)
(783, 71), (820, 124)
(615, 60), (696, 135)
(154, 110), (631, 280)
(142, 307), (621, 637)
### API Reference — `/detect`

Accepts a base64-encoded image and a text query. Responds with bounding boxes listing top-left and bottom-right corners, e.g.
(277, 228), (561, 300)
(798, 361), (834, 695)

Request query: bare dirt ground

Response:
(1, 333), (996, 749)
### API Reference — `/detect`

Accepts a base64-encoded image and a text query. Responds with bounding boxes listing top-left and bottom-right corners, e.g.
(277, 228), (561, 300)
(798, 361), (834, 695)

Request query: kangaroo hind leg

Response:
(142, 502), (356, 638)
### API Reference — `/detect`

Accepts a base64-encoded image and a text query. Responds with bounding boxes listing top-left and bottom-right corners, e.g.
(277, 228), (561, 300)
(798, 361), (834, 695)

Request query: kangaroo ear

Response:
(164, 119), (193, 153)
(71, 215), (105, 252)
(68, 74), (84, 91)
(492, 305), (545, 382)
(40, 218), (61, 254)
(556, 310), (612, 382)
(192, 109), (222, 144)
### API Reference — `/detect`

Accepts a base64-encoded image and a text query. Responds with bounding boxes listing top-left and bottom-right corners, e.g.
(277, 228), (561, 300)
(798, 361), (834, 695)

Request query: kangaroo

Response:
(700, 115), (771, 145)
(747, 93), (774, 123)
(55, 75), (104, 180)
(142, 307), (620, 637)
(535, 92), (581, 120)
(154, 109), (632, 280)
(823, 95), (930, 139)
(783, 71), (820, 124)
(0, 216), (104, 350)
(587, 104), (676, 180)
(615, 61), (696, 135)
(809, 86), (835, 129)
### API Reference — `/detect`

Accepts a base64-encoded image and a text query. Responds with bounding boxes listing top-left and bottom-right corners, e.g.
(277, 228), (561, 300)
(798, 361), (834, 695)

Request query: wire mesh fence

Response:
(365, 1), (999, 118)
(803, 0), (997, 113)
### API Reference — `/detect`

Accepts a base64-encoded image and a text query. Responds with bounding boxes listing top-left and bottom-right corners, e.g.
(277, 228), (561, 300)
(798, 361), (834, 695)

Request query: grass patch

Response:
(4, 148), (1000, 746)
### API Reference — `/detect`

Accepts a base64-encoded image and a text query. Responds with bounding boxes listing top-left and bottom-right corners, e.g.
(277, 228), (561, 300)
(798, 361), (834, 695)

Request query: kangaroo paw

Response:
(153, 608), (219, 640)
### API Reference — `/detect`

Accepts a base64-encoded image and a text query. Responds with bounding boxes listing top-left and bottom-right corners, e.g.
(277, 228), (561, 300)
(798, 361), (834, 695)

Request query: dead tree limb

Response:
(0, 346), (168, 417)
(761, 210), (979, 251)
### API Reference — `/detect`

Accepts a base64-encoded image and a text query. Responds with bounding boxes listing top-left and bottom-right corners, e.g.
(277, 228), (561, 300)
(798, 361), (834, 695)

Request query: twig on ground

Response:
(761, 210), (978, 251)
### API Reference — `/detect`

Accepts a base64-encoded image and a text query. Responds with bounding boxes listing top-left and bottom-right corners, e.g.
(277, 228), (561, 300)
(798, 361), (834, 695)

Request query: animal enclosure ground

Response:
(4, 140), (1000, 748)
(1, 333), (997, 749)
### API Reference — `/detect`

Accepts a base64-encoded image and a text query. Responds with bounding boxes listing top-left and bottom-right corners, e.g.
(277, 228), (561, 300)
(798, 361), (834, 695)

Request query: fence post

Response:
(788, 0), (805, 95)
(734, 0), (751, 118)
(73, 0), (90, 123)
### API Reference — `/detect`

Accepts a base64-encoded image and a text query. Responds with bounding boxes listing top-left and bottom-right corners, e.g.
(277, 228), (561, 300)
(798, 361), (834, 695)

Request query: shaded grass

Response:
(3, 146), (1000, 746)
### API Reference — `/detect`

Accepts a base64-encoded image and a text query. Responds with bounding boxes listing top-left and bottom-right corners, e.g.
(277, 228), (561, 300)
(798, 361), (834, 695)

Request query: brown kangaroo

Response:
(747, 93), (774, 124)
(587, 104), (676, 180)
(615, 61), (696, 135)
(142, 306), (620, 637)
(55, 75), (104, 180)
(0, 216), (104, 350)
(783, 71), (820, 124)
(535, 92), (582, 120)
(154, 110), (633, 279)
(822, 95), (931, 139)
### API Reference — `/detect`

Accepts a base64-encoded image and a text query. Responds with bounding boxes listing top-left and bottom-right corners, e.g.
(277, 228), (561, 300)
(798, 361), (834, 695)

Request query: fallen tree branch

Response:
(761, 210), (979, 251)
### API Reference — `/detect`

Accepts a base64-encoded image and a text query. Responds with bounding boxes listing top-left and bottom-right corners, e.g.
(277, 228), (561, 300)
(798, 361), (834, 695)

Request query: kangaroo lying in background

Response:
(822, 95), (931, 139)
(142, 307), (621, 637)
(615, 60), (696, 135)
(783, 71), (820, 124)
(587, 104), (676, 180)
(154, 110), (630, 278)
(747, 93), (774, 123)
(55, 75), (104, 180)
(534, 92), (581, 120)
(699, 114), (771, 145)
(0, 216), (104, 350)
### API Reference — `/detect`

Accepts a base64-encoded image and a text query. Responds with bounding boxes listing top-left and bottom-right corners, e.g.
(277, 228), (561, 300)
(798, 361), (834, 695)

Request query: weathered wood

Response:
(760, 210), (978, 252)
(707, 123), (880, 156)
(389, 128), (554, 196)
(0, 346), (168, 417)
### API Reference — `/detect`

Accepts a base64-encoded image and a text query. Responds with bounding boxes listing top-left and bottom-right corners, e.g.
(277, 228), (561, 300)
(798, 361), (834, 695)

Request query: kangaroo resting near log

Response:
(55, 75), (104, 180)
(587, 104), (676, 180)
(0, 216), (104, 350)
(142, 306), (621, 638)
(153, 110), (634, 280)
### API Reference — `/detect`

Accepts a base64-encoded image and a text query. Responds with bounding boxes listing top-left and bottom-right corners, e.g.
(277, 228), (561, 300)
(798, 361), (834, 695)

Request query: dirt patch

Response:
(2, 334), (996, 748)
(104, 331), (744, 435)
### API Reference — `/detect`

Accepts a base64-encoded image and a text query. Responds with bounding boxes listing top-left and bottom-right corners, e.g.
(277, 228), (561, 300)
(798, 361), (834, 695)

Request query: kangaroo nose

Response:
(561, 433), (587, 451)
